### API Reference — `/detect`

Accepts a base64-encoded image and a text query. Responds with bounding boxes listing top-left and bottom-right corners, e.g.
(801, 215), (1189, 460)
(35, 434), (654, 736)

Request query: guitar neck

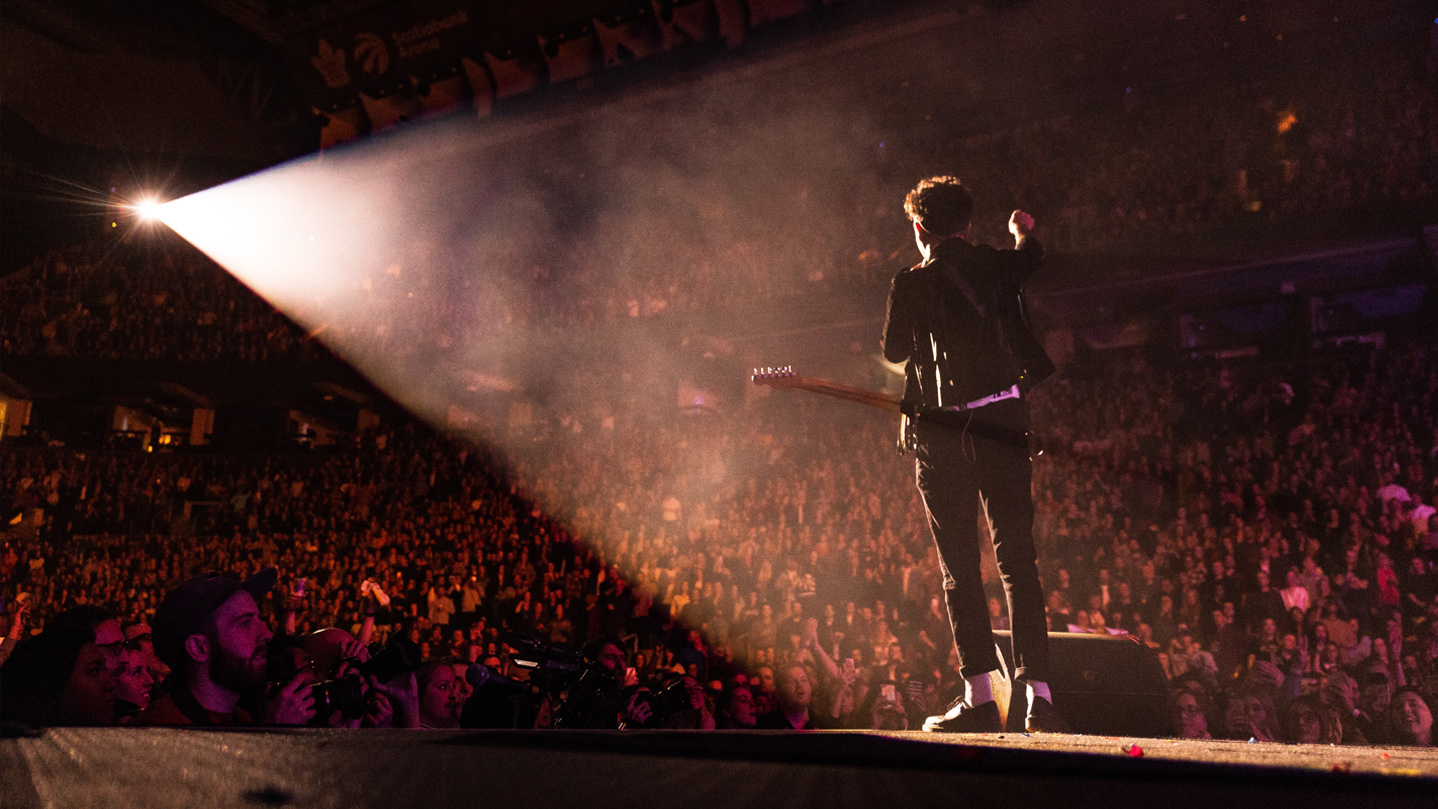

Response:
(752, 369), (902, 413)
(796, 378), (903, 412)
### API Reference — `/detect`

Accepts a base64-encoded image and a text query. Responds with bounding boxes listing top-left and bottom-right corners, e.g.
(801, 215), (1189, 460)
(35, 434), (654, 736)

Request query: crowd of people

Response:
(0, 238), (321, 362)
(2, 337), (1436, 743)
(1025, 346), (1438, 745)
(3, 20), (1433, 361)
(2, 1), (1435, 746)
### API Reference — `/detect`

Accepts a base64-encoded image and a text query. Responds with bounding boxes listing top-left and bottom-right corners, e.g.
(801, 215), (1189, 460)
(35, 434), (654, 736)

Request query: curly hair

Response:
(903, 175), (973, 237)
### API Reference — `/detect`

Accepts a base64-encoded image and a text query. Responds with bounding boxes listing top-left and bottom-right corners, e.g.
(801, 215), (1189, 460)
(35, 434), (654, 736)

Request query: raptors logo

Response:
(354, 33), (391, 75)
(310, 39), (350, 89)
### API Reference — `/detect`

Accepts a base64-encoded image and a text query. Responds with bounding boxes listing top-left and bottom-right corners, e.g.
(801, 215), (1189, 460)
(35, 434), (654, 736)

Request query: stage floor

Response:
(893, 727), (1438, 775)
(3, 726), (1434, 809)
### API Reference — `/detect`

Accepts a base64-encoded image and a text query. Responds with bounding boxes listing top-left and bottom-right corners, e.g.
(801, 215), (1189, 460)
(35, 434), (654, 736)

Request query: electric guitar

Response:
(750, 366), (1037, 457)
(750, 366), (902, 412)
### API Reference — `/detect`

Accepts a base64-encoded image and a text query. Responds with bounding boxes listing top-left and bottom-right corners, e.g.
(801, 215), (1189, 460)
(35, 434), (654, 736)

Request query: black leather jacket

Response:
(881, 235), (1054, 417)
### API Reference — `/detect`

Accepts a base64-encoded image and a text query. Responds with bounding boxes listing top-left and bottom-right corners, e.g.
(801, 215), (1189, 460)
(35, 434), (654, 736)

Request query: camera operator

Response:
(460, 654), (540, 728)
(625, 671), (714, 729)
(586, 635), (628, 678)
(292, 627), (420, 728)
(521, 634), (622, 728)
(140, 568), (314, 727)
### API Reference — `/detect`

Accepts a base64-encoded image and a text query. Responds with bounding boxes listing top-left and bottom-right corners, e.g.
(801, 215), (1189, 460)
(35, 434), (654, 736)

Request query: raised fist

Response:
(1009, 210), (1035, 238)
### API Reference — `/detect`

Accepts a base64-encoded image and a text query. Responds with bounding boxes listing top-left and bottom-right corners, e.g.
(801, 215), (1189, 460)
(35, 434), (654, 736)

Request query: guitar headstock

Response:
(751, 366), (800, 388)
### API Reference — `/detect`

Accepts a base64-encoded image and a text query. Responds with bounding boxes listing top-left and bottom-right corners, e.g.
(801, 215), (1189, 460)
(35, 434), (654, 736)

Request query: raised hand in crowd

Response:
(6, 599), (30, 641)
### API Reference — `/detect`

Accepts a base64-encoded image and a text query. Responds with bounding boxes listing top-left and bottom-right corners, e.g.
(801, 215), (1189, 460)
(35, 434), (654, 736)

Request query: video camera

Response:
(504, 634), (589, 692)
(501, 633), (622, 729)
(271, 635), (423, 722)
(622, 675), (696, 729)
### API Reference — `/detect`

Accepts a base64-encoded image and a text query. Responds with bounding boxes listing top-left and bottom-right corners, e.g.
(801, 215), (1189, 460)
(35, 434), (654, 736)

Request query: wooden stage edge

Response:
(2, 726), (1435, 808)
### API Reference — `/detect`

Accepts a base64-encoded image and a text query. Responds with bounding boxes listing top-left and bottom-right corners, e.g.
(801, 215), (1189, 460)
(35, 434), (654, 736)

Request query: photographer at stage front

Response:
(140, 568), (315, 727)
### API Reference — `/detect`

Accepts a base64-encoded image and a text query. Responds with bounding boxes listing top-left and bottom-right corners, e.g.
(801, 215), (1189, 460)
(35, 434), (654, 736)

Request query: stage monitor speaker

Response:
(993, 630), (1171, 737)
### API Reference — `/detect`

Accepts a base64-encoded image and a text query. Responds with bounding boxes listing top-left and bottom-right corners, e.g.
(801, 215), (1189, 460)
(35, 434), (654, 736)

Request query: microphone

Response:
(465, 663), (531, 695)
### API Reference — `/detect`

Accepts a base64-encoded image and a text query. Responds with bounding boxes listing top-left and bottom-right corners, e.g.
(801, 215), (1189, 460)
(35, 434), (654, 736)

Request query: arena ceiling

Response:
(1, 1), (659, 164)
(0, 0), (952, 167)
(0, 0), (966, 270)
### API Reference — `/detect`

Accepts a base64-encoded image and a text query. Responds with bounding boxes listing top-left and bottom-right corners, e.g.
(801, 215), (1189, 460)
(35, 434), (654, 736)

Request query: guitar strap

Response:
(938, 384), (1021, 413)
(940, 263), (987, 320)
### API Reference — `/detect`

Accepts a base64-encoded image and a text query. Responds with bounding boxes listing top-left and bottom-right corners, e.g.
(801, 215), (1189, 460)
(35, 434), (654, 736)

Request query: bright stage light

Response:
(132, 197), (164, 222)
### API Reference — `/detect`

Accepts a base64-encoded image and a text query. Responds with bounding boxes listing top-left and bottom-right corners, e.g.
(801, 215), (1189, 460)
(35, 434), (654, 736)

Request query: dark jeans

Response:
(914, 398), (1049, 683)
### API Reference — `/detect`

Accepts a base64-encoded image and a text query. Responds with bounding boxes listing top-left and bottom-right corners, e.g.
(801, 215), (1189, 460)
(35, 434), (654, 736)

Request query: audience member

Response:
(757, 665), (817, 730)
(1389, 686), (1434, 747)
(139, 568), (314, 726)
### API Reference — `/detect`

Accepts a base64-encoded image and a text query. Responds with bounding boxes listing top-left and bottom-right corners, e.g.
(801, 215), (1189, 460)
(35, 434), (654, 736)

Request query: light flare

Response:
(132, 197), (164, 222)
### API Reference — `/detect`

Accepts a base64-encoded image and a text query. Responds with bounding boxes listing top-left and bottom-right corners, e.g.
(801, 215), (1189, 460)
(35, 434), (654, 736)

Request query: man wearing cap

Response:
(882, 175), (1064, 734)
(139, 567), (315, 726)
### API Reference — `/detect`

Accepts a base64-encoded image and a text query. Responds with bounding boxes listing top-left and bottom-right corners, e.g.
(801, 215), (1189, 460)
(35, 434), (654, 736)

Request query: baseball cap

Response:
(151, 567), (278, 669)
(123, 623), (152, 642)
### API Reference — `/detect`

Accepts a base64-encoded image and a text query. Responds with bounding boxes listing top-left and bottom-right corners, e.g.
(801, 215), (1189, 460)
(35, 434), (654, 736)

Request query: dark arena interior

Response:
(2, 1), (1437, 806)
